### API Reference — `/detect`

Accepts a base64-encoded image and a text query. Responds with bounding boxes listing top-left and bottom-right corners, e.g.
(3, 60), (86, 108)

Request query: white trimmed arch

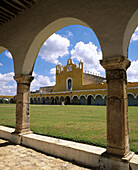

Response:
(22, 18), (90, 74)
(87, 94), (94, 99)
(79, 94), (86, 100)
(95, 94), (104, 100)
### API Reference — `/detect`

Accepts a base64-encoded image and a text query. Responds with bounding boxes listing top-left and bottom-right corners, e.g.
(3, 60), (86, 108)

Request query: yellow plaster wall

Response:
(53, 59), (83, 92)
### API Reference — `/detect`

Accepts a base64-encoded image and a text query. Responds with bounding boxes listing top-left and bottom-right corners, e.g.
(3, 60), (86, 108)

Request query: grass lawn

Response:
(0, 104), (137, 153)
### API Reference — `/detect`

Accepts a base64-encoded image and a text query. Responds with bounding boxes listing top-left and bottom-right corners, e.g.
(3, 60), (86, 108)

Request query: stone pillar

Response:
(100, 56), (131, 157)
(14, 75), (34, 134)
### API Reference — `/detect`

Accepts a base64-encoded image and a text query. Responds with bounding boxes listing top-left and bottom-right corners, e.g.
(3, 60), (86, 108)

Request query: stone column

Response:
(14, 75), (34, 134)
(100, 56), (131, 157)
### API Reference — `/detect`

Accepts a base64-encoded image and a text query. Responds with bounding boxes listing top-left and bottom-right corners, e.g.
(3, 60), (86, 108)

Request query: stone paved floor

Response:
(0, 138), (91, 170)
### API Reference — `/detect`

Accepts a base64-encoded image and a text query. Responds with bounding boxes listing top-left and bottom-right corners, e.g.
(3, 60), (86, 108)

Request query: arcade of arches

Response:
(30, 58), (138, 106)
(0, 0), (138, 168)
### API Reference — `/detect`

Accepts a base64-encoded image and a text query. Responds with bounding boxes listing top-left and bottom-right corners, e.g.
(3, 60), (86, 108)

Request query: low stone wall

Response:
(0, 125), (137, 170)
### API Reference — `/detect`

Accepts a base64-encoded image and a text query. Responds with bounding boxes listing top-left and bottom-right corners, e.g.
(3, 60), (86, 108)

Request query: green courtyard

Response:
(0, 104), (137, 153)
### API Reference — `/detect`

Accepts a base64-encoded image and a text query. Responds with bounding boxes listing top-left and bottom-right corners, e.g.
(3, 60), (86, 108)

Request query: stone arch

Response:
(95, 94), (103, 106)
(123, 9), (138, 57)
(72, 95), (79, 105)
(22, 17), (100, 75)
(65, 96), (70, 105)
(45, 97), (49, 104)
(79, 95), (86, 105)
(87, 94), (94, 105)
(55, 96), (60, 105)
(42, 97), (45, 104)
(128, 93), (135, 106)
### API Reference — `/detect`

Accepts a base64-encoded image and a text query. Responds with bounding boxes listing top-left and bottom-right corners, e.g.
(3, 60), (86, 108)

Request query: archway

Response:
(95, 95), (103, 106)
(65, 96), (70, 105)
(37, 97), (41, 104)
(87, 95), (94, 105)
(60, 96), (65, 105)
(33, 98), (37, 104)
(72, 96), (79, 105)
(103, 95), (106, 106)
(45, 97), (49, 104)
(30, 98), (33, 104)
(128, 94), (135, 106)
(50, 97), (54, 105)
(42, 97), (45, 104)
(79, 95), (86, 105)
(136, 95), (138, 106)
(55, 96), (60, 105)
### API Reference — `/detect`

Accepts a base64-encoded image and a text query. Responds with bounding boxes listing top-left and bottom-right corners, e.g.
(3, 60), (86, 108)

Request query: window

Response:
(70, 65), (72, 71)
(67, 66), (69, 71)
(68, 79), (72, 90)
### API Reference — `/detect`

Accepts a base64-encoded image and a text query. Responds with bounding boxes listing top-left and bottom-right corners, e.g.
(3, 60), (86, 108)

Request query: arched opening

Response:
(37, 98), (41, 104)
(42, 97), (45, 104)
(80, 95), (86, 105)
(72, 96), (79, 105)
(50, 97), (54, 105)
(65, 96), (70, 105)
(103, 95), (106, 106)
(128, 94), (135, 106)
(33, 98), (37, 104)
(45, 97), (49, 104)
(0, 98), (4, 103)
(30, 98), (33, 104)
(87, 95), (94, 105)
(136, 95), (138, 106)
(55, 96), (60, 105)
(23, 19), (108, 152)
(9, 98), (15, 104)
(0, 48), (16, 128)
(68, 79), (72, 90)
(95, 95), (103, 106)
(60, 96), (65, 105)
(126, 23), (138, 152)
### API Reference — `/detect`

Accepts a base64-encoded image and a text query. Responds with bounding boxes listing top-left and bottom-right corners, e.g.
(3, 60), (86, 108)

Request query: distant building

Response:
(30, 58), (138, 106)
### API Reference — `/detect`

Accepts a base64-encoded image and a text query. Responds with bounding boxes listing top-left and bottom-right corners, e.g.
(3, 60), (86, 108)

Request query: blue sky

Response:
(0, 25), (138, 95)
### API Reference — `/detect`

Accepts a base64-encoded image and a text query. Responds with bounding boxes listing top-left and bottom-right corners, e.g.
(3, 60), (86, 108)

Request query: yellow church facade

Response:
(29, 58), (138, 106)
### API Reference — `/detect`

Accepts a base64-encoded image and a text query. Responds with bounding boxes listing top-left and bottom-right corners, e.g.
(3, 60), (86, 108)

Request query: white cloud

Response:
(68, 31), (73, 37)
(0, 72), (16, 95)
(39, 33), (70, 64)
(0, 63), (3, 66)
(71, 41), (105, 75)
(131, 27), (138, 42)
(30, 74), (55, 91)
(50, 68), (56, 75)
(127, 60), (138, 82)
(4, 51), (12, 59)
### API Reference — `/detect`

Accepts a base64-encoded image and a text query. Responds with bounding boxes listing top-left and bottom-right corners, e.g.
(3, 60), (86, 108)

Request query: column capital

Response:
(14, 75), (34, 84)
(100, 56), (131, 71)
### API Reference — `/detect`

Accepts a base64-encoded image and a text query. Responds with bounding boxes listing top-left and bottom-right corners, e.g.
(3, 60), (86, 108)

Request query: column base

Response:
(12, 130), (33, 136)
(102, 150), (135, 162)
(10, 130), (33, 144)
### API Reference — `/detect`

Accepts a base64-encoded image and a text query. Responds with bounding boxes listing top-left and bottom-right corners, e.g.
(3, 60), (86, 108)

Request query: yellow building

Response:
(30, 58), (138, 106)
